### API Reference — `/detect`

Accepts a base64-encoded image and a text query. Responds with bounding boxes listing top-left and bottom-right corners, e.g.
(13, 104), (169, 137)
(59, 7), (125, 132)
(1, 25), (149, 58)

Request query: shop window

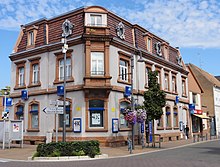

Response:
(28, 101), (39, 131)
(89, 99), (104, 128)
(166, 107), (171, 128)
(119, 101), (130, 129)
(59, 105), (71, 128)
(15, 103), (24, 120)
(173, 107), (178, 127)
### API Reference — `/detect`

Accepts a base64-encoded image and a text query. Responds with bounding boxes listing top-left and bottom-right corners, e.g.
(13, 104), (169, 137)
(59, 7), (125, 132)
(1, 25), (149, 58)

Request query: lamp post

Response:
(131, 50), (145, 150)
(61, 19), (73, 142)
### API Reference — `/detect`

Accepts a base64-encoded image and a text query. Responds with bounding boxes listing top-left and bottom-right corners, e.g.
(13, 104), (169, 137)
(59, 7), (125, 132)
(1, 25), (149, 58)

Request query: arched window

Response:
(28, 100), (39, 130)
(173, 107), (178, 127)
(166, 106), (171, 128)
(119, 101), (130, 129)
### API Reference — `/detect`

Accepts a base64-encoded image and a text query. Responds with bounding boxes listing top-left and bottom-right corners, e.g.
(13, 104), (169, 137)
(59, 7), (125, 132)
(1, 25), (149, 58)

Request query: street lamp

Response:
(2, 88), (8, 120)
(61, 19), (74, 142)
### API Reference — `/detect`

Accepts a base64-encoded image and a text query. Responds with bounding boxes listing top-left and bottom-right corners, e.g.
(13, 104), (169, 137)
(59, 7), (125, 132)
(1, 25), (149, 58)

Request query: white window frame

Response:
(164, 73), (169, 91)
(91, 52), (104, 76)
(28, 31), (34, 45)
(90, 14), (102, 26)
(119, 59), (128, 82)
(32, 64), (39, 84)
(59, 58), (71, 80)
(147, 38), (151, 52)
(172, 76), (176, 93)
(19, 67), (24, 86)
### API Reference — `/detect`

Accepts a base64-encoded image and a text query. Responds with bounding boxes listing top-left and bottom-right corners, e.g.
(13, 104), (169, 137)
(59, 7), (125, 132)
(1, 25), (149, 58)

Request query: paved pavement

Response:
(0, 138), (215, 161)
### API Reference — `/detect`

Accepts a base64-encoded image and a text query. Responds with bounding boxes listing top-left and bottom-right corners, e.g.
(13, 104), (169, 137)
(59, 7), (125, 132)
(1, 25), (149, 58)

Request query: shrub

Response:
(35, 140), (100, 158)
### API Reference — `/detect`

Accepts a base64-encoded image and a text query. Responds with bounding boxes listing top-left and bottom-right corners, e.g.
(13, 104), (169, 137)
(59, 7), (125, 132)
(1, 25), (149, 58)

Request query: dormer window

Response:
(26, 25), (38, 49)
(91, 14), (102, 26)
(85, 13), (107, 27)
(28, 31), (34, 45)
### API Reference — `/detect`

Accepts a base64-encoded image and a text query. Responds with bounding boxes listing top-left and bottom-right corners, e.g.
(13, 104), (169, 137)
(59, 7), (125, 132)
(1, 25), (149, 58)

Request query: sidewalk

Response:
(0, 138), (206, 161)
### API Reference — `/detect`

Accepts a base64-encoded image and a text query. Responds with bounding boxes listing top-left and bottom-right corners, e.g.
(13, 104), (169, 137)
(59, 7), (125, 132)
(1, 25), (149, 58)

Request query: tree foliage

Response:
(143, 71), (166, 121)
(0, 86), (10, 95)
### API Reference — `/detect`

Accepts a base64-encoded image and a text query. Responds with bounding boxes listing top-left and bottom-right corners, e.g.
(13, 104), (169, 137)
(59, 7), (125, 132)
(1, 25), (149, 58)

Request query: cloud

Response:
(0, 0), (219, 48)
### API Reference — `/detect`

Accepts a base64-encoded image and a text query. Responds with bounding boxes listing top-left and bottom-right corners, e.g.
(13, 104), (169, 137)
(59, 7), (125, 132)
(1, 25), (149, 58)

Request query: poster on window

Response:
(13, 123), (20, 132)
(92, 113), (100, 125)
(73, 118), (81, 133)
(112, 118), (119, 133)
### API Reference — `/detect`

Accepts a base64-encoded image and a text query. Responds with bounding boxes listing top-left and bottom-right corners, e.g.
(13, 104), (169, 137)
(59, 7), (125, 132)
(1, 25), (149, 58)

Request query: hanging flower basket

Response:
(123, 108), (146, 124)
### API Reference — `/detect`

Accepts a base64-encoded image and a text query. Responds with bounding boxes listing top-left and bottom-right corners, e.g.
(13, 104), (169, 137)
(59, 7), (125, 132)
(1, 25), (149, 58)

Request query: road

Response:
(1, 140), (220, 167)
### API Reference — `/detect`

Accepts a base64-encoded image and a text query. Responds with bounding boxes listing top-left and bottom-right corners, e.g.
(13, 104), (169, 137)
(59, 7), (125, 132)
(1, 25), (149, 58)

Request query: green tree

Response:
(143, 71), (166, 145)
(0, 86), (10, 95)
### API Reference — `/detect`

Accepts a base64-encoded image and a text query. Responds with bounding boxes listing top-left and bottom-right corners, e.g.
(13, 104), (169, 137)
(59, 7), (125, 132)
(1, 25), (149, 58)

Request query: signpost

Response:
(43, 100), (68, 142)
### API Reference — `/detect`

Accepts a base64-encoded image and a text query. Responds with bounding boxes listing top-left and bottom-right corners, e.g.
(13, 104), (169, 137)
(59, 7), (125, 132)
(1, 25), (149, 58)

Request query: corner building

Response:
(10, 6), (189, 145)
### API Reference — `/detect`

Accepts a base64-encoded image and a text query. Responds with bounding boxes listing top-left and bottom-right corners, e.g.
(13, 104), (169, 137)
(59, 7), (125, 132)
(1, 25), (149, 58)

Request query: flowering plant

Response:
(123, 107), (146, 124)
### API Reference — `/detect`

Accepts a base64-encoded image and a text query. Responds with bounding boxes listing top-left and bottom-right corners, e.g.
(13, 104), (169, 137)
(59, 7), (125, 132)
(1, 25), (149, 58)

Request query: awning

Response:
(193, 114), (209, 119)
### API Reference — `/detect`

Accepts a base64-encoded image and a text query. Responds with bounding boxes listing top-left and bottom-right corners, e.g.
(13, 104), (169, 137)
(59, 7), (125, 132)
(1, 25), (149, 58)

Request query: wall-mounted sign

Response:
(73, 118), (81, 133)
(112, 118), (119, 133)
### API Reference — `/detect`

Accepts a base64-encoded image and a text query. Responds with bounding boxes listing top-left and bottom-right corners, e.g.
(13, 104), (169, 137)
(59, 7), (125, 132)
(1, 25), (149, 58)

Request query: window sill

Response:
(173, 127), (179, 130)
(166, 127), (172, 130)
(56, 128), (72, 132)
(26, 44), (35, 50)
(53, 78), (74, 84)
(182, 94), (187, 98)
(172, 92), (178, 95)
(117, 79), (131, 85)
(28, 82), (41, 88)
(119, 127), (132, 131)
(27, 129), (39, 132)
(157, 127), (164, 130)
(14, 85), (26, 90)
(84, 75), (112, 79)
(85, 128), (108, 132)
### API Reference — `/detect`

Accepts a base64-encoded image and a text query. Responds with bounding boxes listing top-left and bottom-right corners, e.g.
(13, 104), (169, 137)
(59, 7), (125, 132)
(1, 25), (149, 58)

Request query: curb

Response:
(29, 154), (108, 161)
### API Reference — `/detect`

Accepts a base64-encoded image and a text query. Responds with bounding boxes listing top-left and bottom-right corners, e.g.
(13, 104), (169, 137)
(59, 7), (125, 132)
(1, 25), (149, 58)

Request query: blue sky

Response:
(0, 0), (220, 89)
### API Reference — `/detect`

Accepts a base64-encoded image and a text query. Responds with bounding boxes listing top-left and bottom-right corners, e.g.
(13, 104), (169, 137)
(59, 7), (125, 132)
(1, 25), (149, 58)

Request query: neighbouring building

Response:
(186, 64), (209, 139)
(9, 6), (189, 145)
(188, 63), (220, 137)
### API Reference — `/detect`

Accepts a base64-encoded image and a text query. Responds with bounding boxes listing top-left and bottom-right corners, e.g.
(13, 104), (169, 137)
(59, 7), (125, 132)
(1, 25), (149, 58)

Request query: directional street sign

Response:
(49, 100), (69, 106)
(43, 107), (64, 114)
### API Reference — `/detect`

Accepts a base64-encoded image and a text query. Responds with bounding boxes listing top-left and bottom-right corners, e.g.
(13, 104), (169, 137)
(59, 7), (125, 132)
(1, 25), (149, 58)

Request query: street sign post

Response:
(43, 107), (64, 114)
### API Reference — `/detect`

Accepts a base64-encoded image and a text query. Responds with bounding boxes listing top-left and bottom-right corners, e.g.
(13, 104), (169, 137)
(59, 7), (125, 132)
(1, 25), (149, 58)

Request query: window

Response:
(119, 59), (128, 82)
(147, 38), (152, 52)
(91, 52), (104, 76)
(119, 101), (130, 129)
(192, 93), (198, 105)
(32, 64), (39, 84)
(89, 100), (104, 127)
(59, 58), (72, 80)
(156, 69), (161, 85)
(157, 114), (164, 129)
(164, 73), (169, 91)
(15, 61), (26, 89)
(19, 67), (25, 86)
(54, 51), (74, 84)
(166, 107), (171, 128)
(28, 101), (39, 130)
(59, 105), (71, 128)
(28, 31), (34, 45)
(145, 66), (151, 87)
(91, 14), (102, 26)
(28, 57), (41, 87)
(172, 75), (177, 93)
(15, 105), (24, 120)
(173, 107), (178, 127)
(182, 78), (186, 96)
